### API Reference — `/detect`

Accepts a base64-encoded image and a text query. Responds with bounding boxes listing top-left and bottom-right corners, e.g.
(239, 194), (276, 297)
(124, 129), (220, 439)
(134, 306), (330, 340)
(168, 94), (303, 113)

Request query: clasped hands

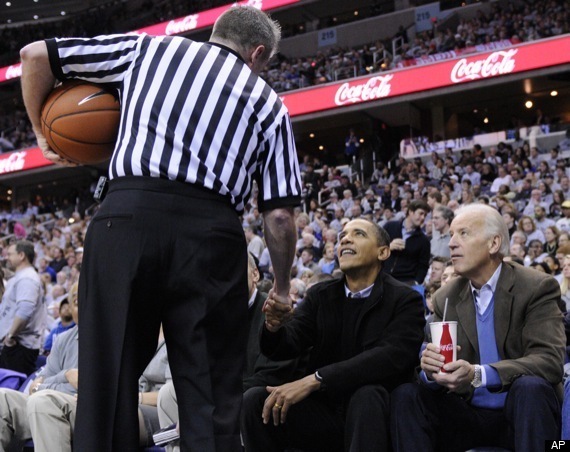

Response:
(262, 289), (294, 332)
(421, 343), (475, 393)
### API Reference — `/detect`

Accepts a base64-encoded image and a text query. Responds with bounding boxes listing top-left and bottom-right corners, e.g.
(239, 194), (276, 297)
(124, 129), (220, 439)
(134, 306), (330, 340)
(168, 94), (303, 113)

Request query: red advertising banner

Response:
(281, 35), (570, 118)
(134, 0), (301, 36)
(0, 0), (300, 84)
(0, 148), (53, 175)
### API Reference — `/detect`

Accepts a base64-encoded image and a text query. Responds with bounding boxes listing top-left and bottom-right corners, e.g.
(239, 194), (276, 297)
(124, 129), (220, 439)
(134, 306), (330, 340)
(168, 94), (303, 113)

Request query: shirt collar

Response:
(469, 263), (502, 295)
(207, 41), (246, 63)
(344, 283), (374, 299)
(248, 288), (258, 309)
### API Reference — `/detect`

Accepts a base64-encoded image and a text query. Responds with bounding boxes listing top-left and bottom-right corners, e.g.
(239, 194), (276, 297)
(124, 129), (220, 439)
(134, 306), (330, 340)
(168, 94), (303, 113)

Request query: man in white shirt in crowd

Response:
(0, 240), (46, 375)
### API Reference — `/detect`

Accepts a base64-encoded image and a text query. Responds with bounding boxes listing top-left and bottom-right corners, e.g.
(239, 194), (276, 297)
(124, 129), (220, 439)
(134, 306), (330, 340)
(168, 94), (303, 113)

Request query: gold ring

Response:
(274, 403), (282, 409)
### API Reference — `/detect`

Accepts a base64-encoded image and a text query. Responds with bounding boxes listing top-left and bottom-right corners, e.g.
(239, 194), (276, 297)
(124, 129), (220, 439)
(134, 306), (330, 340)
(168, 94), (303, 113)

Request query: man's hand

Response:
(262, 289), (293, 332)
(35, 131), (78, 167)
(29, 376), (44, 395)
(390, 238), (405, 251)
(422, 343), (473, 392)
(432, 360), (475, 393)
(65, 368), (79, 389)
(262, 374), (321, 426)
(3, 335), (16, 348)
(420, 342), (445, 377)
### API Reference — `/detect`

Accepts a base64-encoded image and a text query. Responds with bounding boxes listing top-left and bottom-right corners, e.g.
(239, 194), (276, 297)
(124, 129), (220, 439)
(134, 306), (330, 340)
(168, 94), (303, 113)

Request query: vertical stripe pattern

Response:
(50, 34), (302, 213)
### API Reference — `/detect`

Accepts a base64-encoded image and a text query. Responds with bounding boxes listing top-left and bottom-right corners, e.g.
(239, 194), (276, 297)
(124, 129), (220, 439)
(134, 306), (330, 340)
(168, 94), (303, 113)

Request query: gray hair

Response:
(290, 278), (306, 298)
(211, 6), (281, 60)
(434, 205), (454, 225)
(454, 204), (509, 257)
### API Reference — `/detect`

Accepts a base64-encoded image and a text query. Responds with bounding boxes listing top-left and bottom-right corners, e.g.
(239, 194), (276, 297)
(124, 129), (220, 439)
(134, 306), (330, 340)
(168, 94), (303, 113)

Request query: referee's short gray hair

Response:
(211, 6), (281, 60)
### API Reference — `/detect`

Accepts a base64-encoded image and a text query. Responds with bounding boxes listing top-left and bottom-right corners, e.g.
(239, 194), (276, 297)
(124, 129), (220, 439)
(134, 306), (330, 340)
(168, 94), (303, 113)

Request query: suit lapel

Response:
(455, 281), (479, 358)
(493, 264), (515, 358)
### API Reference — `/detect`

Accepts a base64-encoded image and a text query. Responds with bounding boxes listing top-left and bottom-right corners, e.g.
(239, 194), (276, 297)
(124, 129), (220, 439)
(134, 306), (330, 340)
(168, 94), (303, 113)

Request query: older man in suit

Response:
(241, 219), (425, 452)
(391, 204), (565, 451)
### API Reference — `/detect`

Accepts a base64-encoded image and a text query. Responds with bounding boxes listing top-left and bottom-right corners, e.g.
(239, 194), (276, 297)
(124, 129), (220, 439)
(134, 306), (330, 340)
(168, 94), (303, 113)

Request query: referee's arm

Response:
(264, 207), (296, 299)
(20, 41), (73, 166)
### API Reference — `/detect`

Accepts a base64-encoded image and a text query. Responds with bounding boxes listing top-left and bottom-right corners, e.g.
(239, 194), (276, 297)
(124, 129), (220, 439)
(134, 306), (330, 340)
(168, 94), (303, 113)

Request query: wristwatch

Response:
(470, 364), (482, 388)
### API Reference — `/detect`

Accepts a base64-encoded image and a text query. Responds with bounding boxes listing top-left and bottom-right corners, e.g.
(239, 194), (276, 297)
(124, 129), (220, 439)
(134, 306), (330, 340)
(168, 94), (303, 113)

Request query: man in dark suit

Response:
(391, 204), (565, 451)
(241, 219), (425, 452)
(383, 199), (431, 285)
(381, 186), (402, 213)
(243, 253), (304, 391)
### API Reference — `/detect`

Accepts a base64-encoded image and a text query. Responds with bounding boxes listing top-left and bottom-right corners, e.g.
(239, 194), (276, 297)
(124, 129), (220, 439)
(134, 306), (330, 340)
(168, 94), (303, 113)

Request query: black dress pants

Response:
(74, 176), (248, 452)
(390, 376), (561, 452)
(0, 342), (38, 376)
(241, 384), (390, 452)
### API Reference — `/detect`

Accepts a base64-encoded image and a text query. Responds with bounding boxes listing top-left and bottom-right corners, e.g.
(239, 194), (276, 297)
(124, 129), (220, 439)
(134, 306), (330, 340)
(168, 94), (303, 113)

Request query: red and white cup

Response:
(429, 321), (457, 373)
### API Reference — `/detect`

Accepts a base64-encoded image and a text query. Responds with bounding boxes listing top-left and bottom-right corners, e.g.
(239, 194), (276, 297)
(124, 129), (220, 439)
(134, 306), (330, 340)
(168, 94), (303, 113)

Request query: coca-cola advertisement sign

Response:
(134, 0), (300, 37)
(165, 15), (200, 35)
(5, 64), (21, 80)
(450, 49), (517, 83)
(334, 75), (393, 106)
(280, 35), (569, 118)
(0, 148), (53, 175)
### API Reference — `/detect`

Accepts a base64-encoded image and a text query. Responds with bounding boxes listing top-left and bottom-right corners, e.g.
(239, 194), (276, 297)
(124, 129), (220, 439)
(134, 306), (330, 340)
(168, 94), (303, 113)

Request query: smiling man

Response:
(241, 219), (425, 452)
(383, 199), (431, 285)
(391, 204), (565, 451)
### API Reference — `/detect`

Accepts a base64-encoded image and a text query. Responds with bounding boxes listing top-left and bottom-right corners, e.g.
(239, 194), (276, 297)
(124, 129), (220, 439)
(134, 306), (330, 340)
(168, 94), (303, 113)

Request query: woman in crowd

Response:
(518, 215), (546, 245)
(544, 225), (561, 256)
(551, 189), (565, 219)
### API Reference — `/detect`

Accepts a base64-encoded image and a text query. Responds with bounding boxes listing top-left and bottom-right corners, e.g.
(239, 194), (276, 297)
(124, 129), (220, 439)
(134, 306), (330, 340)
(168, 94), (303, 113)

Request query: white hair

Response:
(454, 204), (510, 257)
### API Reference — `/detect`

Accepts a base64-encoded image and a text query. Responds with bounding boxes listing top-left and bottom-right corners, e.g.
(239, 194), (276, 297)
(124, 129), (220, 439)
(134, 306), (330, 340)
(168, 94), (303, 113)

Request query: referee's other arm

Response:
(20, 41), (77, 167)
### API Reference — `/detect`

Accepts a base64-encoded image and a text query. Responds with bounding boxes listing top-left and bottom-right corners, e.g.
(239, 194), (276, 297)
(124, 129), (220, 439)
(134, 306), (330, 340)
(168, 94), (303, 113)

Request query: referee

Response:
(20, 6), (301, 452)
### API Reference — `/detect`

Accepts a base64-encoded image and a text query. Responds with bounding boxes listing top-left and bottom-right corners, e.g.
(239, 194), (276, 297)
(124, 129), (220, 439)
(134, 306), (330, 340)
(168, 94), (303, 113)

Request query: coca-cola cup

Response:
(429, 321), (457, 373)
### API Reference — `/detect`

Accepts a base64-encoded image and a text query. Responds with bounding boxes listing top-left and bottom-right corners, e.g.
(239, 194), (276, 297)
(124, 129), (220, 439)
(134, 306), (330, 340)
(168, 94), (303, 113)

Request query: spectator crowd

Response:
(0, 0), (567, 449)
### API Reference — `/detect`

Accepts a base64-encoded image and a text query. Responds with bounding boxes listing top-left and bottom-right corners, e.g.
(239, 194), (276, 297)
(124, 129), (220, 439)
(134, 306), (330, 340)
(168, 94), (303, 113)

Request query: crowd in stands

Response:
(262, 0), (569, 93)
(0, 0), (567, 152)
(0, 129), (568, 446)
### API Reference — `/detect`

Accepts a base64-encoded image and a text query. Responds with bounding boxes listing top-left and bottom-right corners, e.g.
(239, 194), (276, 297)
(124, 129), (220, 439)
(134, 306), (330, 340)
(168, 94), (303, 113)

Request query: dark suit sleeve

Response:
(490, 276), (565, 389)
(415, 236), (431, 283)
(318, 289), (425, 397)
(243, 352), (306, 391)
(260, 290), (320, 360)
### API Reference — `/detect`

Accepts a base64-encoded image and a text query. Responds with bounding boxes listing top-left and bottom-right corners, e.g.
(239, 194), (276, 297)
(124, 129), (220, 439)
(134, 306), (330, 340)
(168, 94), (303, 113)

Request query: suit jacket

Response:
(243, 291), (305, 391)
(261, 271), (425, 400)
(383, 219), (431, 283)
(381, 195), (401, 212)
(432, 261), (565, 398)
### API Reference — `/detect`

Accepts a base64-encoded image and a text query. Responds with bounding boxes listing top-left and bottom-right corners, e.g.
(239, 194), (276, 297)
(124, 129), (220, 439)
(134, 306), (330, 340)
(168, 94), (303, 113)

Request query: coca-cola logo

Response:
(440, 344), (454, 352)
(165, 14), (199, 35)
(5, 64), (22, 80)
(334, 75), (393, 106)
(233, 0), (262, 8)
(0, 151), (27, 174)
(450, 49), (517, 83)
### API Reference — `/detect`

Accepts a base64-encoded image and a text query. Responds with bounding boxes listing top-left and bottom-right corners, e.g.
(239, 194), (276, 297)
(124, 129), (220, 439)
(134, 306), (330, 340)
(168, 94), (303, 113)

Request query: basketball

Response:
(41, 80), (120, 165)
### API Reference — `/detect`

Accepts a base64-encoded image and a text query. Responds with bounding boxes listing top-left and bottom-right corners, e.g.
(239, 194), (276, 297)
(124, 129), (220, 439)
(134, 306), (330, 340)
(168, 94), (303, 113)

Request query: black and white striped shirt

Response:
(46, 34), (302, 213)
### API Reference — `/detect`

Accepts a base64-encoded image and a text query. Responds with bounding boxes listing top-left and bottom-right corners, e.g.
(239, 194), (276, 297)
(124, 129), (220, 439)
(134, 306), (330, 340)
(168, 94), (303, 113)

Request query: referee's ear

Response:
(248, 45), (268, 74)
